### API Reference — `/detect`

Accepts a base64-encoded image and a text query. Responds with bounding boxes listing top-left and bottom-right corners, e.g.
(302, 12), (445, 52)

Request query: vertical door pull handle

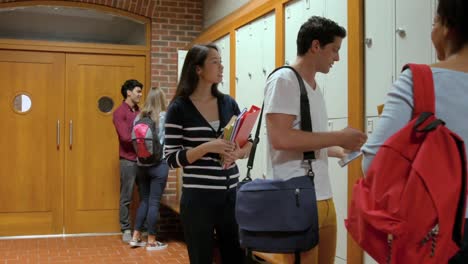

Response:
(69, 120), (73, 149)
(56, 120), (60, 149)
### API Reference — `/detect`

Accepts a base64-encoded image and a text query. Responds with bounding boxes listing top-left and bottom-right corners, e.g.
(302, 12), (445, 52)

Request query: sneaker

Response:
(146, 241), (168, 251)
(122, 230), (132, 243)
(129, 238), (147, 247)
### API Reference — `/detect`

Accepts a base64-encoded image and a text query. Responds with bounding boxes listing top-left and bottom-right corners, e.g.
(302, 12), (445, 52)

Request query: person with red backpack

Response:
(354, 0), (468, 263)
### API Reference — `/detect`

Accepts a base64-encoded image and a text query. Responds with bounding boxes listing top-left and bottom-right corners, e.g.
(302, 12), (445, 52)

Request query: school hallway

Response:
(0, 235), (189, 264)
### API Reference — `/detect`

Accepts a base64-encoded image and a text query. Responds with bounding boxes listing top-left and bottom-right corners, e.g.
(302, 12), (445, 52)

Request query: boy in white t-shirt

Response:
(264, 16), (367, 264)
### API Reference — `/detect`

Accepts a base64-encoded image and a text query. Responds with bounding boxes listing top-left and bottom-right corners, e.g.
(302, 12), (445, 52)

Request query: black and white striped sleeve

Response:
(164, 102), (189, 169)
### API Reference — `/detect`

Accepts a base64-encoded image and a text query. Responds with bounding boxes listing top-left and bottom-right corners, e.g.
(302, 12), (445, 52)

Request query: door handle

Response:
(56, 120), (60, 149)
(69, 120), (73, 149)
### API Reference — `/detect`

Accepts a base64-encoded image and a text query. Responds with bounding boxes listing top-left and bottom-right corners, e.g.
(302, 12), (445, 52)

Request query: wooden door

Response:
(0, 50), (65, 236)
(64, 54), (145, 233)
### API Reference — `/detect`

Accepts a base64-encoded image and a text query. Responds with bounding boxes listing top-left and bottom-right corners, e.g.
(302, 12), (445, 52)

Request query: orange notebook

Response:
(234, 105), (261, 147)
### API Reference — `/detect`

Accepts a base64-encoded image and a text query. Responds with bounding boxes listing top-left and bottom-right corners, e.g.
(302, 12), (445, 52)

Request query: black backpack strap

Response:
(294, 251), (301, 264)
(243, 66), (315, 182)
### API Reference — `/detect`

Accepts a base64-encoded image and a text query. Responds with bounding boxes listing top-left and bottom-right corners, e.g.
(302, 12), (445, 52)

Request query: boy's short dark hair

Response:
(121, 79), (143, 99)
(297, 16), (347, 56)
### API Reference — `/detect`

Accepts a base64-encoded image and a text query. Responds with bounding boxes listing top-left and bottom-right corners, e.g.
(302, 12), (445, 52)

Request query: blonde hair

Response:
(139, 87), (167, 123)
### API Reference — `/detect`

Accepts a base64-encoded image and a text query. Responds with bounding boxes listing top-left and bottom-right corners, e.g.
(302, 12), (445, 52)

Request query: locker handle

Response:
(56, 120), (60, 149)
(69, 120), (73, 149)
(396, 28), (407, 38)
(367, 119), (374, 134)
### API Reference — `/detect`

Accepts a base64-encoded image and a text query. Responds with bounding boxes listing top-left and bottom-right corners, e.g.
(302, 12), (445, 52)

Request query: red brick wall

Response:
(0, 0), (204, 234)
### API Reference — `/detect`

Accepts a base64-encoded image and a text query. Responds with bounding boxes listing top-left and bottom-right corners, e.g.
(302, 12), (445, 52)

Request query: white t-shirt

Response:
(264, 68), (332, 201)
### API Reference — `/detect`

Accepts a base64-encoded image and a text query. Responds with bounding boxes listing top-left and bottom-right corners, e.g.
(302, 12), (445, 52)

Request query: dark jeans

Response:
(134, 161), (169, 235)
(119, 159), (137, 231)
(180, 188), (244, 264)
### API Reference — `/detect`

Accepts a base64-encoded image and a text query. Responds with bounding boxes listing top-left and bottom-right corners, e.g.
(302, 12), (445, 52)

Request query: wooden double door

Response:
(0, 50), (145, 235)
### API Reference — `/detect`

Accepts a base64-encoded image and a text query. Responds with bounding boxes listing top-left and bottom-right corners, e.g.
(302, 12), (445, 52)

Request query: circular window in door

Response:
(13, 93), (32, 114)
(98, 96), (114, 113)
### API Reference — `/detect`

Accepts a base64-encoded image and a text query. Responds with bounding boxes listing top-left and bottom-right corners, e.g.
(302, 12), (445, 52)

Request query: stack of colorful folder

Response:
(221, 105), (261, 168)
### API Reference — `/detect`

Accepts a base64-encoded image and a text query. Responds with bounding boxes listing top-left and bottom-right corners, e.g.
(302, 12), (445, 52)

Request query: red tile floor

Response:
(0, 234), (189, 264)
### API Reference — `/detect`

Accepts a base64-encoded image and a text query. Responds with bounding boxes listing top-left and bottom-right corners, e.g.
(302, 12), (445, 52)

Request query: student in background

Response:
(129, 87), (169, 251)
(164, 44), (251, 264)
(112, 79), (143, 242)
(264, 16), (367, 264)
(361, 0), (468, 262)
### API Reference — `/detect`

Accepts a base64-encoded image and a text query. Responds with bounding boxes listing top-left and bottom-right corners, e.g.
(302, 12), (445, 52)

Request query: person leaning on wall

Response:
(112, 79), (143, 243)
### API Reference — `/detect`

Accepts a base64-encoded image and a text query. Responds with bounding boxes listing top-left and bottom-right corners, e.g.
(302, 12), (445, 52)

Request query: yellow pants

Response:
(261, 199), (337, 264)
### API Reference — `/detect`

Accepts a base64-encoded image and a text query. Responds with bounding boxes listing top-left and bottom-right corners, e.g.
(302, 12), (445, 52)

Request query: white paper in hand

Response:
(338, 151), (363, 167)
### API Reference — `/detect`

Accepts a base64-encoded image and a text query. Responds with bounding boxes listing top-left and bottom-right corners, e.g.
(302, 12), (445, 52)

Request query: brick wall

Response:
(0, 0), (204, 234)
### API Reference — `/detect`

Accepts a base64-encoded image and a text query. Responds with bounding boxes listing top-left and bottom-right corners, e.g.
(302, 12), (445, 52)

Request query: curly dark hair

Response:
(437, 0), (468, 52)
(120, 79), (143, 99)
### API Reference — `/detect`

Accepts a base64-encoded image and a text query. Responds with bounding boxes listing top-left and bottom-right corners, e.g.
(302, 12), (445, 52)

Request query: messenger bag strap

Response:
(283, 66), (316, 179)
(295, 251), (301, 264)
(243, 66), (315, 182)
(244, 102), (264, 182)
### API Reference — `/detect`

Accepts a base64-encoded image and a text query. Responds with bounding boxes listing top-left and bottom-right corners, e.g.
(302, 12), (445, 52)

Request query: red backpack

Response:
(346, 64), (467, 263)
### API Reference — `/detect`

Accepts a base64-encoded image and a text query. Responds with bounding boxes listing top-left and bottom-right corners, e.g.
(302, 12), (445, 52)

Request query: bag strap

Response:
(244, 102), (264, 181)
(402, 64), (435, 118)
(294, 251), (301, 264)
(283, 66), (316, 161)
(244, 66), (315, 181)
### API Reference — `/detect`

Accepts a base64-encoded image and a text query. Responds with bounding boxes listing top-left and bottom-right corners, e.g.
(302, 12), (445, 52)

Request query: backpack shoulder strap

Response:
(402, 63), (435, 118)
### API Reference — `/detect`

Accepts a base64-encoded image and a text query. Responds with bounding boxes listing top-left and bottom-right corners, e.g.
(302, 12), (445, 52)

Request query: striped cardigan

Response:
(164, 94), (241, 190)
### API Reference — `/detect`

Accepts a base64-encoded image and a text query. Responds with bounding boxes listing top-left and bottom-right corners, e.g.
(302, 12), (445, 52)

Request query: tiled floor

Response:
(0, 234), (189, 264)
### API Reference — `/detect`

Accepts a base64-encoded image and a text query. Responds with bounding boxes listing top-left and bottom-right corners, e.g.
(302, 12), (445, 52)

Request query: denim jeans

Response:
(134, 161), (169, 235)
(119, 159), (137, 231)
